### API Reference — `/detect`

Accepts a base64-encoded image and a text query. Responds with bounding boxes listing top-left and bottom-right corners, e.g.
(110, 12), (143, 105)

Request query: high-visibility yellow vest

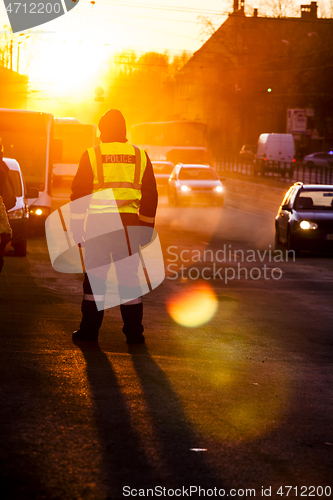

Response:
(87, 143), (147, 214)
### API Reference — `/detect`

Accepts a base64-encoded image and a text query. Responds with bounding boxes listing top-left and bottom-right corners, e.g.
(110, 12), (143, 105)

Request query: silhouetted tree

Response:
(103, 50), (191, 126)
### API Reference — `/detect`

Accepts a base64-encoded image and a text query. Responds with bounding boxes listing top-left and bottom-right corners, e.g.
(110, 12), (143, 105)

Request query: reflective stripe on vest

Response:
(88, 143), (147, 214)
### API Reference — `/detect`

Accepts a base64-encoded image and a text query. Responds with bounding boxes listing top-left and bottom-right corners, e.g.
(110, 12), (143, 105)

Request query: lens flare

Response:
(166, 282), (218, 327)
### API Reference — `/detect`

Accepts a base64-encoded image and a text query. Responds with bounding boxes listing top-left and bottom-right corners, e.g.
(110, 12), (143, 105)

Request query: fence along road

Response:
(215, 157), (333, 185)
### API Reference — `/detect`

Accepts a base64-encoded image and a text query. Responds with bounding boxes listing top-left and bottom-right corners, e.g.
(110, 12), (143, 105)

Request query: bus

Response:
(53, 117), (99, 185)
(0, 108), (55, 229)
(130, 121), (211, 165)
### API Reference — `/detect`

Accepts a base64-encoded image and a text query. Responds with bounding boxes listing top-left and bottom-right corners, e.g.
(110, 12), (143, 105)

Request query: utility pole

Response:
(17, 43), (20, 73)
(10, 39), (13, 70)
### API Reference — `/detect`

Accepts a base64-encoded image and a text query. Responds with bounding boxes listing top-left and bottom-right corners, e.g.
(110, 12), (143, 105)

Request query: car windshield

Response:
(178, 168), (218, 181)
(153, 163), (174, 175)
(296, 190), (333, 210)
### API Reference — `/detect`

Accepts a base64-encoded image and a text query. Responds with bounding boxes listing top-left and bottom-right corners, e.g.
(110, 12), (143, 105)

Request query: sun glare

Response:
(26, 39), (108, 99)
(166, 282), (218, 328)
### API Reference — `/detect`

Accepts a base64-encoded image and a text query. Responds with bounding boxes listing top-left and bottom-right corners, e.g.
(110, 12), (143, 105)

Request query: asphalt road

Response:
(0, 179), (332, 500)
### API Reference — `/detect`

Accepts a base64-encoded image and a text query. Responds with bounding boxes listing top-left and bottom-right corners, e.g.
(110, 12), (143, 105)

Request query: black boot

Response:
(120, 303), (145, 344)
(72, 300), (104, 342)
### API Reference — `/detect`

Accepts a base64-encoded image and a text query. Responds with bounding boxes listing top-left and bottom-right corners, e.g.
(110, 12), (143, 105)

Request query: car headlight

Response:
(300, 220), (318, 230)
(8, 208), (24, 220)
(180, 185), (190, 192)
(30, 207), (47, 216)
(215, 185), (223, 193)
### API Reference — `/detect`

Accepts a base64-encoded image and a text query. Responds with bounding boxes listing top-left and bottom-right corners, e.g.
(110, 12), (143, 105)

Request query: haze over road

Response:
(0, 177), (332, 499)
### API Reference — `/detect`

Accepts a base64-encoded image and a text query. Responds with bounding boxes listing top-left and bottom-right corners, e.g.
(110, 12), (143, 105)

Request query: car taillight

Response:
(8, 208), (24, 220)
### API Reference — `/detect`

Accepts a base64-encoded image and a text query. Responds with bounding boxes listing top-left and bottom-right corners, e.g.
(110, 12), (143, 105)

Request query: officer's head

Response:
(98, 109), (127, 143)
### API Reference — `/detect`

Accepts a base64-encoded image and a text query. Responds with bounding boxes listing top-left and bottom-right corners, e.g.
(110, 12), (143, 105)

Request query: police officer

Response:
(70, 109), (158, 343)
(0, 145), (16, 274)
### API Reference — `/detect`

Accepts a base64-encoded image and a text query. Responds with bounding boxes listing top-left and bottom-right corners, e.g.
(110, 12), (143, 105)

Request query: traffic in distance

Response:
(1, 109), (333, 258)
(0, 108), (54, 231)
(52, 117), (99, 186)
(302, 151), (333, 169)
(167, 163), (224, 207)
(130, 120), (211, 165)
(151, 160), (174, 193)
(237, 134), (333, 181)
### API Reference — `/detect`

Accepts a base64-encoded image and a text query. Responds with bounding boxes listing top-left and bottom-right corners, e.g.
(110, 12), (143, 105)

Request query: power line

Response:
(94, 0), (225, 16)
(90, 9), (223, 25)
(85, 14), (213, 41)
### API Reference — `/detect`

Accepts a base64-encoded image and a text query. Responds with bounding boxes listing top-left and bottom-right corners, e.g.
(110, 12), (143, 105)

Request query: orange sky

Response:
(0, 0), (330, 116)
(1, 0), (226, 99)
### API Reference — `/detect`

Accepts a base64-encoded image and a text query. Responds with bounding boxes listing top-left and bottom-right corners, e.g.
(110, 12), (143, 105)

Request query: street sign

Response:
(287, 109), (307, 133)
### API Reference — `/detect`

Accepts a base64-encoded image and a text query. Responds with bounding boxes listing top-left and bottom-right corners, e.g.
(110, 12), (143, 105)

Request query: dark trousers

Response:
(79, 213), (144, 338)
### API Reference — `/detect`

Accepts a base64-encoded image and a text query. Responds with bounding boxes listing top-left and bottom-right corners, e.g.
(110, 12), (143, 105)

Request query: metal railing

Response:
(214, 156), (333, 185)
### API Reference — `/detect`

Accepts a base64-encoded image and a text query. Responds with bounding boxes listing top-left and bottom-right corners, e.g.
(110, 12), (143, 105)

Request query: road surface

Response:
(0, 178), (332, 499)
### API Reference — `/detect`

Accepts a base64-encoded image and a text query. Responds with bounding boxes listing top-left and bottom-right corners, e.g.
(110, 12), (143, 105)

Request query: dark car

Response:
(168, 163), (224, 206)
(275, 182), (333, 254)
(239, 144), (256, 161)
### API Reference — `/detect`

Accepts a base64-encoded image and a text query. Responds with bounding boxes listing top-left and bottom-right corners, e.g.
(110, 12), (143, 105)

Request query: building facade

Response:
(176, 2), (333, 157)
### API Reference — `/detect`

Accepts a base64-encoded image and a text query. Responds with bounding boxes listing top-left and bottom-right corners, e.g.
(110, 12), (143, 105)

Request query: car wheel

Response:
(13, 239), (27, 257)
(306, 161), (314, 169)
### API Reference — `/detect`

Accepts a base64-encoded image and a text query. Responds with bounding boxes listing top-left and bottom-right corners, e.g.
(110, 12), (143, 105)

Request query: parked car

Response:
(275, 182), (333, 254)
(239, 144), (256, 161)
(255, 133), (296, 178)
(168, 163), (224, 206)
(152, 160), (174, 191)
(302, 152), (333, 169)
(4, 157), (30, 256)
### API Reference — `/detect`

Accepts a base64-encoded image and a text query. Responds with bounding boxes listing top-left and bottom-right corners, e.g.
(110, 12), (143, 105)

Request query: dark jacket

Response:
(71, 145), (158, 227)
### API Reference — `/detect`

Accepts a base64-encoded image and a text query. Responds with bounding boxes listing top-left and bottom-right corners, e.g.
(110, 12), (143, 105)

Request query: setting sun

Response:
(26, 38), (107, 99)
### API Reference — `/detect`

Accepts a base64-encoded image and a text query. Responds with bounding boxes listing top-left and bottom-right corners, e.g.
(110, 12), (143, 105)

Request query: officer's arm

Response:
(139, 154), (158, 228)
(70, 151), (94, 201)
(70, 151), (94, 245)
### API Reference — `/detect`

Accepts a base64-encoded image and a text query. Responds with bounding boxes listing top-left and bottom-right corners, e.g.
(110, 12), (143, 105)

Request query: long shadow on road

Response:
(75, 342), (229, 498)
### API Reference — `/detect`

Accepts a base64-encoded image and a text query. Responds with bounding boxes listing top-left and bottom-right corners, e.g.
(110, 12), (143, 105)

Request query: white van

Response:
(4, 158), (30, 256)
(255, 133), (296, 178)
